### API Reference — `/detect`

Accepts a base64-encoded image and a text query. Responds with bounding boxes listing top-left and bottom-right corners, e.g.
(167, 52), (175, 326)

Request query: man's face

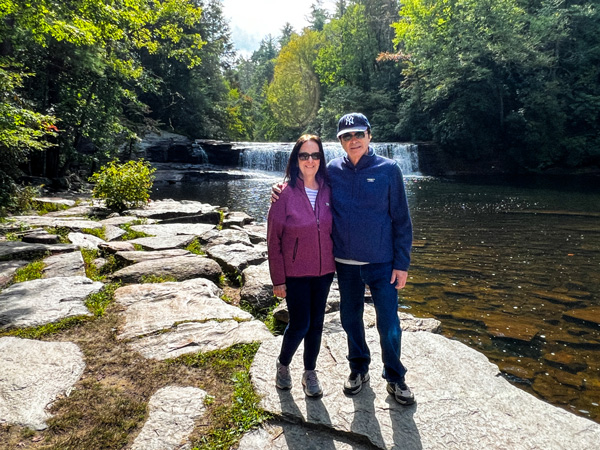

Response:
(339, 130), (371, 160)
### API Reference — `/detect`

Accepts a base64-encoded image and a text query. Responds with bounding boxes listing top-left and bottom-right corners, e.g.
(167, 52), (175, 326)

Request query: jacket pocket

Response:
(292, 238), (299, 262)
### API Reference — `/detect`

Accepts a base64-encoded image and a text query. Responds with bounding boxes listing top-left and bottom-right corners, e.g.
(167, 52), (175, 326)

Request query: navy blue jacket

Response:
(327, 148), (412, 271)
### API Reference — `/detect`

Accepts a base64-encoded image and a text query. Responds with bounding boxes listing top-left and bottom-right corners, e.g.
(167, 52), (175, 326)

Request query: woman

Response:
(267, 134), (335, 397)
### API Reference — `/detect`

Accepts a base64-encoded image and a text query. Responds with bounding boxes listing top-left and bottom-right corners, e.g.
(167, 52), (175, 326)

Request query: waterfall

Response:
(238, 142), (420, 175)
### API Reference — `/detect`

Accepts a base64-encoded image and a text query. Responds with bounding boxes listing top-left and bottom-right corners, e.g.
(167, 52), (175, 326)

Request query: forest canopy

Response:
(1, 0), (599, 202)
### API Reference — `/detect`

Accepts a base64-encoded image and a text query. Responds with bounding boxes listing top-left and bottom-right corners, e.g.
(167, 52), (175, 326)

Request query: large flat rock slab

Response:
(42, 251), (86, 278)
(0, 337), (85, 430)
(238, 421), (372, 450)
(129, 223), (215, 237)
(114, 278), (253, 340)
(125, 199), (218, 220)
(6, 215), (104, 230)
(250, 314), (600, 450)
(0, 260), (29, 288)
(128, 319), (273, 360)
(0, 276), (104, 329)
(108, 254), (222, 284)
(130, 386), (206, 450)
(0, 241), (78, 261)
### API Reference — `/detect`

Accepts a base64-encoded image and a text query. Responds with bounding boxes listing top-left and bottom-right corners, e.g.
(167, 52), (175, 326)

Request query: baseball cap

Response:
(336, 113), (371, 137)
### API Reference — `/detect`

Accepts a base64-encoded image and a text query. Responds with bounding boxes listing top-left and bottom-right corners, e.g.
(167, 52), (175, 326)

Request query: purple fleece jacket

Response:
(267, 176), (335, 286)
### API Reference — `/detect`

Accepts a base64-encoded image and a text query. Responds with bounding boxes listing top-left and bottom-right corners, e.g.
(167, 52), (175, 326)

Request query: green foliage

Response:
(176, 343), (270, 449)
(185, 238), (205, 255)
(89, 159), (155, 211)
(119, 220), (151, 240)
(85, 283), (121, 316)
(13, 260), (44, 283)
(140, 274), (177, 283)
(0, 316), (92, 340)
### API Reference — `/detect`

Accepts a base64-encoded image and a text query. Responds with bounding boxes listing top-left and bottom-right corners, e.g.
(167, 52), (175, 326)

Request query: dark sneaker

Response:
(276, 359), (292, 390)
(343, 371), (370, 395)
(302, 370), (323, 397)
(387, 380), (415, 405)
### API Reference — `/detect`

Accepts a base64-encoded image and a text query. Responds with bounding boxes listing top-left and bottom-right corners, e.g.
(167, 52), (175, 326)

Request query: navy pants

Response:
(278, 272), (334, 370)
(336, 261), (407, 383)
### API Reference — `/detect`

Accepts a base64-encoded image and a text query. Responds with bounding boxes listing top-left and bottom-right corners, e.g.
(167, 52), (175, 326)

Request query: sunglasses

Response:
(340, 131), (366, 142)
(298, 152), (322, 161)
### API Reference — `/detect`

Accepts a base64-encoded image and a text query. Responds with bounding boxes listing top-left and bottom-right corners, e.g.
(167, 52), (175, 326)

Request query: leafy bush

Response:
(89, 159), (155, 211)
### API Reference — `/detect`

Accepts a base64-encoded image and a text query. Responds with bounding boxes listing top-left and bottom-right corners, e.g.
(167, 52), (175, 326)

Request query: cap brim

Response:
(337, 126), (368, 138)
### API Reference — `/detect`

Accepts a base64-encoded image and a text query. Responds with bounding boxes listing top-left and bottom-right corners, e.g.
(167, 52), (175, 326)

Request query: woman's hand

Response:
(273, 284), (287, 298)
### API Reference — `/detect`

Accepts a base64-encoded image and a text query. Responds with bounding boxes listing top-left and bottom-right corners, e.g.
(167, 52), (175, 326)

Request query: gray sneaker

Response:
(276, 359), (292, 390)
(343, 371), (370, 395)
(387, 380), (415, 405)
(302, 370), (323, 397)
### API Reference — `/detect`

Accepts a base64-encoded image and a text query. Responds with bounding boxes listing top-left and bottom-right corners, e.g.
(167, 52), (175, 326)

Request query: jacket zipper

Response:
(292, 238), (299, 262)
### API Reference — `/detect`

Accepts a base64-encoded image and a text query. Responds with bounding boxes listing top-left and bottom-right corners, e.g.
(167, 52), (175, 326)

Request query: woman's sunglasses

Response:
(298, 152), (322, 161)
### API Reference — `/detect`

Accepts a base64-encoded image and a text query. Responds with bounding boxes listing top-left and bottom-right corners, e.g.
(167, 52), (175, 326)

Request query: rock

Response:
(250, 314), (600, 450)
(129, 223), (216, 238)
(159, 210), (221, 225)
(0, 276), (103, 329)
(206, 242), (267, 275)
(103, 224), (127, 241)
(272, 301), (289, 323)
(114, 249), (191, 264)
(481, 313), (540, 343)
(128, 235), (197, 250)
(114, 278), (251, 340)
(21, 230), (61, 245)
(7, 215), (104, 231)
(532, 290), (585, 305)
(0, 260), (29, 288)
(68, 232), (106, 250)
(124, 199), (218, 220)
(563, 306), (600, 328)
(0, 241), (76, 261)
(100, 215), (146, 226)
(42, 251), (86, 278)
(222, 211), (254, 228)
(200, 228), (252, 248)
(544, 351), (588, 373)
(32, 197), (77, 208)
(97, 241), (136, 254)
(240, 261), (274, 311)
(128, 319), (273, 360)
(130, 386), (206, 450)
(238, 421), (372, 450)
(0, 337), (85, 430)
(234, 223), (267, 244)
(109, 254), (222, 284)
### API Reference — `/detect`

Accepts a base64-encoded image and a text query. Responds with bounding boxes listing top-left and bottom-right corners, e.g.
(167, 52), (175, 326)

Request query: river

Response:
(152, 142), (600, 424)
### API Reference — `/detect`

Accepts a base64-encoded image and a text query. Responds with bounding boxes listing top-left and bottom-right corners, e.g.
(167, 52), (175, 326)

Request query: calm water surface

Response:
(154, 170), (600, 423)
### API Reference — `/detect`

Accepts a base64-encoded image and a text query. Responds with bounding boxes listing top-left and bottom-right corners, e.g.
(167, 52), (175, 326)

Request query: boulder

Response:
(206, 242), (267, 275)
(42, 251), (86, 278)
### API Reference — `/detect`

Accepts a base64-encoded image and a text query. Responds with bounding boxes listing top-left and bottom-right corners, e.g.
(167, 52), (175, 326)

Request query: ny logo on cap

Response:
(345, 116), (355, 126)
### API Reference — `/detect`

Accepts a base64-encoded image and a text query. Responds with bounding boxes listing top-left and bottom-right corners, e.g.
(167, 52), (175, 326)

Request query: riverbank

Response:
(1, 197), (600, 449)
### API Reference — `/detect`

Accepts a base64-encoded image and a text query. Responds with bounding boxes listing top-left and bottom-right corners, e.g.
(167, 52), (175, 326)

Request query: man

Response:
(329, 112), (414, 405)
(273, 112), (414, 405)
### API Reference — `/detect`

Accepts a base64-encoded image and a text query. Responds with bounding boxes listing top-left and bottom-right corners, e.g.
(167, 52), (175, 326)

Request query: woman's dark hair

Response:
(284, 134), (329, 187)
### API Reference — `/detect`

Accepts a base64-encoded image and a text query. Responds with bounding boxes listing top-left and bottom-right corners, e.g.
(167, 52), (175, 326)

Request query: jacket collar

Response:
(343, 147), (375, 170)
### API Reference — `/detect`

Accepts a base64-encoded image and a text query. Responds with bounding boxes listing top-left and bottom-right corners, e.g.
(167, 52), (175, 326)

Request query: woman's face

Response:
(297, 140), (321, 179)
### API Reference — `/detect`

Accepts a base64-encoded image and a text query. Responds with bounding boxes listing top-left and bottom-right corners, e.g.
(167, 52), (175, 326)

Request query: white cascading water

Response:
(238, 142), (420, 175)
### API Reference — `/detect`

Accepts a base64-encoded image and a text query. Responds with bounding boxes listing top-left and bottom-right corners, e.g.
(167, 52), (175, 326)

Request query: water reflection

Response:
(153, 172), (600, 423)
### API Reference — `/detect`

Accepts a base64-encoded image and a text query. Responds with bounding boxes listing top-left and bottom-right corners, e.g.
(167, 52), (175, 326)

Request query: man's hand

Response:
(271, 182), (284, 203)
(390, 270), (408, 290)
(273, 284), (287, 298)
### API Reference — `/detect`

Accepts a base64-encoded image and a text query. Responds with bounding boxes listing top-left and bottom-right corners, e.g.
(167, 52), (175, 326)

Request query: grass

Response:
(13, 260), (44, 282)
(0, 279), (272, 450)
(119, 220), (151, 240)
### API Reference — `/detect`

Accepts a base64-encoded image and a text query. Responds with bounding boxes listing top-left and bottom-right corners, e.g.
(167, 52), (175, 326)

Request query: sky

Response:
(221, 0), (336, 58)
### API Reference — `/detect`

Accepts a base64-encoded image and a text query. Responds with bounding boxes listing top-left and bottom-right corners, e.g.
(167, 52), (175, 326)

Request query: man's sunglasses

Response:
(340, 131), (366, 142)
(298, 152), (322, 161)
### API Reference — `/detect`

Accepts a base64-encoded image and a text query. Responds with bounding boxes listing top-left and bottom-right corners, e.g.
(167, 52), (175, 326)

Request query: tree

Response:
(267, 31), (323, 131)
